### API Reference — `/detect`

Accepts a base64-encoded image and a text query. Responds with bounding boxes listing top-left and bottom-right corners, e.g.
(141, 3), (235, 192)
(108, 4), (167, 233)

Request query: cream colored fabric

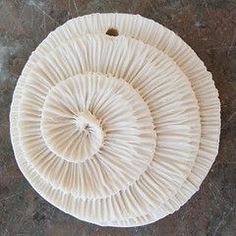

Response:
(10, 13), (220, 227)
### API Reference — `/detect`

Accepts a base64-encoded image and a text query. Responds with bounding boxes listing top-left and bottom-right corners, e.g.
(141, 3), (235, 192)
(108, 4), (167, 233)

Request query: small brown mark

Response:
(106, 28), (119, 37)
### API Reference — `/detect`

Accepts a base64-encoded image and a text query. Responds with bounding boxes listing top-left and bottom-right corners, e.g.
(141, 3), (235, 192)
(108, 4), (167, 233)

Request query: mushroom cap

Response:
(10, 13), (220, 227)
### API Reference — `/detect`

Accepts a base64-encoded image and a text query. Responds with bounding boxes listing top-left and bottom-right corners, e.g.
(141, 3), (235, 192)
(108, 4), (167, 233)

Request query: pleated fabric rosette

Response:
(10, 13), (220, 227)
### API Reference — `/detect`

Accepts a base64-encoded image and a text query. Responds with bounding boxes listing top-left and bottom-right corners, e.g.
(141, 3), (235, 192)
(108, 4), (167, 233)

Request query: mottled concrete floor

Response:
(0, 0), (236, 235)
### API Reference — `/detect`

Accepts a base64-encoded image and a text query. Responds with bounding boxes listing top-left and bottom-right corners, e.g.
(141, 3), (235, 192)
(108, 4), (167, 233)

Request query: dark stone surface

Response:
(0, 0), (236, 235)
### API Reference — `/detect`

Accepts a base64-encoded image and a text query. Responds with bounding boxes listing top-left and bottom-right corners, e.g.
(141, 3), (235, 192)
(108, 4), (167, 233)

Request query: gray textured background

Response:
(0, 0), (236, 235)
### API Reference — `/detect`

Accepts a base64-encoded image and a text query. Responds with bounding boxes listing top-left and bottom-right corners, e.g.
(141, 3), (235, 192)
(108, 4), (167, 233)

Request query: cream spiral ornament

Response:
(10, 13), (220, 227)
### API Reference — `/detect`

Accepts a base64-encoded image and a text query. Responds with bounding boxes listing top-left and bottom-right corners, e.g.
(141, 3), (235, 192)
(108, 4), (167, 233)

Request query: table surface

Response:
(0, 0), (236, 235)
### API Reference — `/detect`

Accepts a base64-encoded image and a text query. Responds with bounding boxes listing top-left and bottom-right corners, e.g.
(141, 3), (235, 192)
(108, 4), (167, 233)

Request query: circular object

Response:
(10, 13), (220, 227)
